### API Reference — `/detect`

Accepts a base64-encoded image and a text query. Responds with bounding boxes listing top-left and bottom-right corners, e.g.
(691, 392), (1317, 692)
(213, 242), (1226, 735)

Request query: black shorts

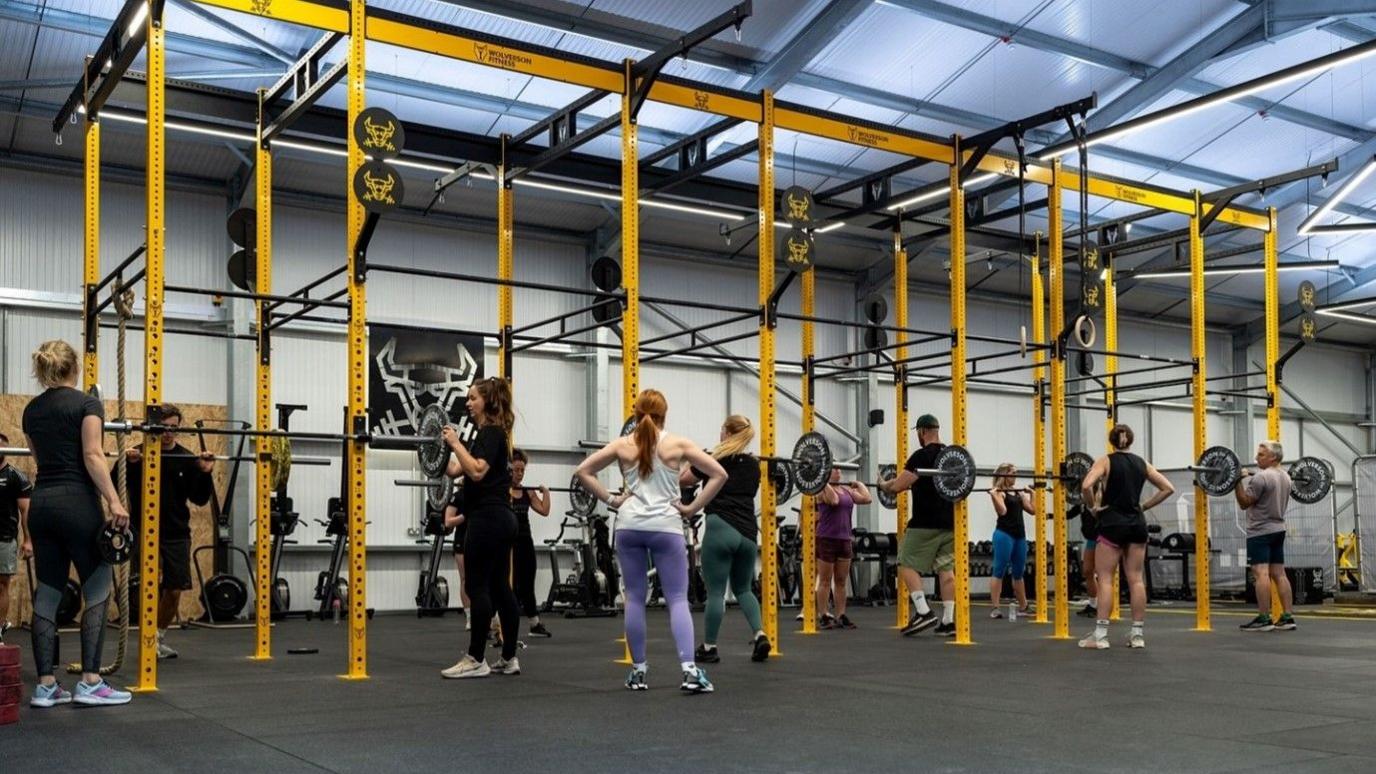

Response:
(159, 538), (194, 591)
(451, 521), (468, 555)
(1096, 523), (1149, 549)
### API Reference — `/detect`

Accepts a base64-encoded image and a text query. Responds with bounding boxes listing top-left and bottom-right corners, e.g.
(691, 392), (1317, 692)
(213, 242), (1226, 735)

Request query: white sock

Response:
(157, 628), (166, 641)
(1131, 621), (1144, 636)
(941, 600), (954, 624)
(633, 661), (647, 672)
(910, 591), (931, 615)
(681, 661), (697, 674)
(1085, 599), (1097, 609)
(1094, 620), (1109, 639)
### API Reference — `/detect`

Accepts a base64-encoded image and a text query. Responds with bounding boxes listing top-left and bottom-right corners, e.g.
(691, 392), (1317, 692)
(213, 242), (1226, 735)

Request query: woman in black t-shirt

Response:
(508, 448), (552, 637)
(987, 464), (1035, 619)
(21, 340), (131, 707)
(438, 378), (522, 679)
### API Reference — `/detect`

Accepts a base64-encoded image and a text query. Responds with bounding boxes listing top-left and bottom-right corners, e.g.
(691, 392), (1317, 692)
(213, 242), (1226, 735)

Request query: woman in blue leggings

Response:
(576, 389), (726, 693)
(988, 463), (1035, 619)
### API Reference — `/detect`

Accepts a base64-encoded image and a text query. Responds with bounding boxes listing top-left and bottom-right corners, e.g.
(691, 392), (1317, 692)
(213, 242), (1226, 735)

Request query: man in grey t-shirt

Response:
(1234, 440), (1296, 632)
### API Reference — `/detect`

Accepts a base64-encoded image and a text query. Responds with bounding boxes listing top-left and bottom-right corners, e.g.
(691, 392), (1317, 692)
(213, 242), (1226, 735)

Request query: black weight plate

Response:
(205, 574), (248, 622)
(1195, 445), (1241, 496)
(862, 293), (888, 325)
(354, 107), (406, 159)
(781, 185), (815, 227)
(863, 325), (888, 351)
(272, 577), (290, 613)
(227, 248), (255, 291)
(591, 297), (622, 324)
(569, 474), (597, 518)
(791, 432), (833, 496)
(1299, 312), (1317, 343)
(782, 226), (815, 271)
(1298, 280), (1316, 311)
(287, 647), (319, 655)
(426, 476), (453, 513)
(1288, 456), (1332, 504)
(415, 404), (451, 479)
(769, 460), (794, 504)
(354, 160), (405, 214)
(1061, 452), (1094, 509)
(590, 256), (622, 291)
(98, 525), (133, 565)
(620, 415), (638, 437)
(876, 463), (898, 510)
(932, 445), (976, 503)
(226, 207), (256, 247)
(56, 578), (82, 626)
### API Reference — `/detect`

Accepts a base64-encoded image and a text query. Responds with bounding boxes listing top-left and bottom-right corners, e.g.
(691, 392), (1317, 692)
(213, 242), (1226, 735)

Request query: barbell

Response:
(0, 446), (329, 466)
(1160, 445), (1332, 503)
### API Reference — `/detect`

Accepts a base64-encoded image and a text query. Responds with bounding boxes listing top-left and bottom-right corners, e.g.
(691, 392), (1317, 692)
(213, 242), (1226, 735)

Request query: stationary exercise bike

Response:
(541, 510), (618, 617)
(192, 419), (253, 626)
(414, 507), (459, 617)
(310, 415), (374, 622)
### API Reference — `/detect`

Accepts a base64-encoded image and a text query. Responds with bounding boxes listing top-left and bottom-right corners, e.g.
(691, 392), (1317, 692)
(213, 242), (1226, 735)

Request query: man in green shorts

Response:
(880, 414), (955, 637)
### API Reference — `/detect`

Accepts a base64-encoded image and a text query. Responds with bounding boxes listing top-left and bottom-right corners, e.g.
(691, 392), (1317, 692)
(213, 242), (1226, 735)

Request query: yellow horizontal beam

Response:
(774, 108), (952, 164)
(193, 0), (348, 32)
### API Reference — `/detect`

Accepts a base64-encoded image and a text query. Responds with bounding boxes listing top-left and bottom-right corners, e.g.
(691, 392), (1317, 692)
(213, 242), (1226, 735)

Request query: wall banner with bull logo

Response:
(367, 324), (484, 446)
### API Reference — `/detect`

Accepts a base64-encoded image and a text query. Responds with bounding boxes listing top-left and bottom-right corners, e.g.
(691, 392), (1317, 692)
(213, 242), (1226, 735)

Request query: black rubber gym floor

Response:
(5, 603), (1376, 773)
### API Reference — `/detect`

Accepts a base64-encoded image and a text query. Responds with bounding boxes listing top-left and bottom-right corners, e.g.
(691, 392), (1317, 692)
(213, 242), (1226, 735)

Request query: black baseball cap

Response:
(914, 414), (940, 429)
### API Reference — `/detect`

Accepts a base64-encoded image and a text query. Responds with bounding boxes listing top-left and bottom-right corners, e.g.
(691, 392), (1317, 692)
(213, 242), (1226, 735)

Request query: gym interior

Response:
(3, 1), (1376, 771)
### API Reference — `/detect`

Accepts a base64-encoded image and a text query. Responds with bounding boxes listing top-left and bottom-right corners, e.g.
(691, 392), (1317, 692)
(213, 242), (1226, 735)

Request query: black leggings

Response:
(512, 533), (538, 618)
(464, 511), (520, 661)
(29, 483), (113, 677)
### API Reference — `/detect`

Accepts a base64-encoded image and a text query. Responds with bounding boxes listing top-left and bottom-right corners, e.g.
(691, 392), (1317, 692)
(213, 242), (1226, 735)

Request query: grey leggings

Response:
(29, 483), (112, 677)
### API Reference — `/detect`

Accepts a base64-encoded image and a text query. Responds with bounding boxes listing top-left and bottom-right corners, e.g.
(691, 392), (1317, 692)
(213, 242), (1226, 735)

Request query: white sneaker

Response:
(441, 655), (491, 679)
(492, 656), (521, 675)
(1127, 633), (1145, 649)
(1078, 632), (1110, 650)
(989, 608), (1004, 619)
(156, 640), (178, 660)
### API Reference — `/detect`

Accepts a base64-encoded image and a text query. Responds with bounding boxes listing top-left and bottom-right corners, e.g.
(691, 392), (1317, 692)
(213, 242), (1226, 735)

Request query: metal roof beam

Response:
(166, 0), (295, 63)
(740, 0), (870, 91)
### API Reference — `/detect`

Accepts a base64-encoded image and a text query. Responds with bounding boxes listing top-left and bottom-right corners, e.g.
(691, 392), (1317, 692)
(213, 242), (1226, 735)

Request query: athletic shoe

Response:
(837, 614), (857, 630)
(625, 667), (647, 691)
(29, 682), (73, 708)
(0, 620), (10, 643)
(1240, 614), (1275, 632)
(794, 611), (804, 622)
(1127, 632), (1145, 649)
(694, 644), (720, 664)
(528, 622), (552, 638)
(491, 657), (521, 675)
(441, 655), (491, 679)
(1017, 606), (1035, 618)
(1078, 632), (1109, 650)
(1076, 604), (1099, 618)
(902, 610), (939, 636)
(989, 608), (1004, 619)
(681, 666), (714, 694)
(934, 621), (956, 637)
(1274, 613), (1297, 631)
(750, 634), (771, 663)
(156, 638), (178, 660)
(818, 614), (836, 630)
(73, 680), (131, 706)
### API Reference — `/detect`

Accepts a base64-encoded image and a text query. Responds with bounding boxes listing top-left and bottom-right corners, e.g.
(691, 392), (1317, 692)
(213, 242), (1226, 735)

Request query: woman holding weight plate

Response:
(1077, 424), (1174, 650)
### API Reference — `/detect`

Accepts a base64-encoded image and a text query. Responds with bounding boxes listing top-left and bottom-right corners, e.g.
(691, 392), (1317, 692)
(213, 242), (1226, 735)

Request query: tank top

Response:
(616, 433), (685, 535)
(995, 491), (1025, 539)
(1099, 451), (1148, 527)
(511, 490), (531, 536)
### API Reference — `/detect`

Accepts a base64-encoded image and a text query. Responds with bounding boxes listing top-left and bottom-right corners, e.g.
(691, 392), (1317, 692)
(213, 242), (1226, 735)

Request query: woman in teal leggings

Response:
(682, 415), (770, 663)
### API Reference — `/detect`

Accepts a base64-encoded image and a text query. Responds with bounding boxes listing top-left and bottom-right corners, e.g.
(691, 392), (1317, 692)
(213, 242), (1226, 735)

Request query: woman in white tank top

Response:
(576, 389), (726, 693)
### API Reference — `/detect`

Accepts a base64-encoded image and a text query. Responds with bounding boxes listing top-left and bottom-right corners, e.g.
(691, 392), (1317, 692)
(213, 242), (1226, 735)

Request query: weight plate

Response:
(1288, 456), (1332, 504)
(56, 579), (82, 626)
(790, 432), (833, 496)
(1061, 452), (1094, 509)
(863, 325), (888, 351)
(425, 476), (453, 513)
(353, 160), (405, 214)
(272, 577), (290, 613)
(415, 403), (451, 479)
(205, 574), (248, 622)
(591, 297), (622, 324)
(98, 525), (133, 565)
(569, 474), (597, 518)
(781, 185), (815, 227)
(932, 445), (976, 503)
(1298, 279), (1316, 312)
(1195, 445), (1241, 496)
(862, 293), (888, 325)
(226, 207), (255, 247)
(1299, 312), (1317, 344)
(876, 463), (898, 510)
(590, 256), (622, 291)
(227, 248), (255, 291)
(769, 460), (794, 504)
(353, 107), (406, 159)
(620, 415), (637, 437)
(782, 226), (815, 271)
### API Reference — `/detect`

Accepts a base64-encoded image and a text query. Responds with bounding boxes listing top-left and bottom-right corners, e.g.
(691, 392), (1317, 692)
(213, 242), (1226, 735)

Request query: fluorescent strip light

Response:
(887, 173), (998, 212)
(513, 178), (744, 220)
(1296, 155), (1376, 235)
(1315, 297), (1376, 313)
(771, 221), (846, 233)
(1315, 308), (1376, 326)
(1130, 260), (1341, 280)
(126, 3), (150, 38)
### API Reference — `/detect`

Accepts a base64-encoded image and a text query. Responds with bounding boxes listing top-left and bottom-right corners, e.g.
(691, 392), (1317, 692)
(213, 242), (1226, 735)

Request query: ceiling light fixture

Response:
(1127, 260), (1341, 280)
(887, 173), (998, 212)
(1296, 155), (1376, 235)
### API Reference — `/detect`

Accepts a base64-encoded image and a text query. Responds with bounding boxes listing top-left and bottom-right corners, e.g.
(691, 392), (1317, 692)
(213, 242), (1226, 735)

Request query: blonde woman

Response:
(680, 415), (770, 664)
(987, 464), (1034, 618)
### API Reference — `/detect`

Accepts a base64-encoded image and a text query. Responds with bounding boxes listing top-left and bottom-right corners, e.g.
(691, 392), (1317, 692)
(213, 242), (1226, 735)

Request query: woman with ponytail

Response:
(577, 389), (727, 693)
(679, 415), (770, 664)
(439, 377), (522, 679)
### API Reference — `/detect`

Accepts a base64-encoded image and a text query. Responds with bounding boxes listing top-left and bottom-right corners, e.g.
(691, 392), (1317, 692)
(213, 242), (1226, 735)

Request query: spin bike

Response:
(541, 510), (618, 618)
(414, 507), (461, 617)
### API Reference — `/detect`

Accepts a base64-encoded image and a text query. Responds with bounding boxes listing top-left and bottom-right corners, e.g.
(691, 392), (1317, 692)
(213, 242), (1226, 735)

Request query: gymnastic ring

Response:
(1072, 315), (1097, 349)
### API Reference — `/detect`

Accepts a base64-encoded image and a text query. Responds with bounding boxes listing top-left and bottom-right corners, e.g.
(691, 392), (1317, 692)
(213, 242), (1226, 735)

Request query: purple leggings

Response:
(616, 528), (695, 665)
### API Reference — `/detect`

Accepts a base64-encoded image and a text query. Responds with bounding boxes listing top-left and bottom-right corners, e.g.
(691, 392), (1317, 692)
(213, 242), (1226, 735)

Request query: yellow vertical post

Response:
(1031, 234), (1048, 624)
(81, 116), (100, 388)
(342, 0), (369, 679)
(949, 143), (972, 645)
(616, 61), (639, 665)
(758, 90), (779, 655)
(800, 265), (817, 634)
(252, 92), (274, 661)
(498, 153), (514, 380)
(893, 229), (911, 629)
(1190, 192), (1211, 632)
(1264, 207), (1283, 619)
(1049, 161), (1070, 639)
(1104, 253), (1121, 621)
(133, 5), (167, 692)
